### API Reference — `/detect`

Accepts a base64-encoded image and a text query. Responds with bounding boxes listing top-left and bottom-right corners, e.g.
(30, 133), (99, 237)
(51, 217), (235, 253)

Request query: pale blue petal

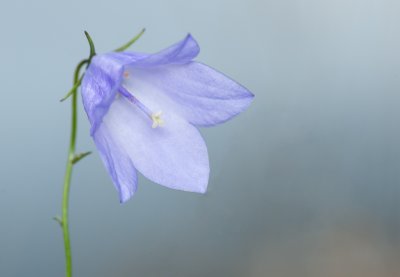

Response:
(93, 123), (138, 203)
(124, 62), (254, 126)
(101, 94), (210, 194)
(131, 34), (199, 67)
(81, 54), (125, 135)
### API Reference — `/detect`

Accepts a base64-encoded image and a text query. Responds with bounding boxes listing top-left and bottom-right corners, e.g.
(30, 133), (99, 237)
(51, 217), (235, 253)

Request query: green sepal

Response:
(53, 215), (63, 227)
(60, 76), (83, 102)
(114, 28), (146, 52)
(71, 151), (92, 164)
(84, 31), (96, 62)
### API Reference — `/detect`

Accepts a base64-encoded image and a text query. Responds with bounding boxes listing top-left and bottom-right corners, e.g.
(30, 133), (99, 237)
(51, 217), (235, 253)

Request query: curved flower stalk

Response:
(81, 34), (254, 203)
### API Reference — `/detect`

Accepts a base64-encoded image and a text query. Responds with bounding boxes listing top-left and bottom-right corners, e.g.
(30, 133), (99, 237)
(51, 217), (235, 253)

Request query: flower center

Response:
(118, 86), (164, 128)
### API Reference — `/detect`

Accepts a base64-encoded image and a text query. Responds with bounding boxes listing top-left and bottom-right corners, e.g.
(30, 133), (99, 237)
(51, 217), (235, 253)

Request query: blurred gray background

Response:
(0, 0), (399, 276)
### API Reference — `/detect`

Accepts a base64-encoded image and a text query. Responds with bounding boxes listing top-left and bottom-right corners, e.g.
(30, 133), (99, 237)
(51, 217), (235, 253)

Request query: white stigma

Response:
(151, 111), (164, 128)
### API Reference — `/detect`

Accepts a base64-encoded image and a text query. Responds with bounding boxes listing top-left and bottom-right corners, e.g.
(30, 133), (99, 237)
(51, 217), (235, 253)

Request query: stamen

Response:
(118, 86), (164, 128)
(151, 111), (164, 128)
(123, 71), (129, 78)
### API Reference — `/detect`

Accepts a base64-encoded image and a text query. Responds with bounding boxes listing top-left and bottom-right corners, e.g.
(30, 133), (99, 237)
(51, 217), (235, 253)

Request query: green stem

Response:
(61, 59), (88, 277)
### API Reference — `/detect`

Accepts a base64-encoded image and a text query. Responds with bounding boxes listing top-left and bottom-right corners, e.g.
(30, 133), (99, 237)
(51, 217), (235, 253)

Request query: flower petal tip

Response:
(118, 191), (134, 204)
(184, 33), (200, 56)
(192, 175), (209, 194)
(197, 186), (208, 194)
(246, 90), (256, 105)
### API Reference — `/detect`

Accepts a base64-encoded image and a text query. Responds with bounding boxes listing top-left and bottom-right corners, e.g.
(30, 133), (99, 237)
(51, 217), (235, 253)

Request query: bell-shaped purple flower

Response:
(81, 34), (254, 202)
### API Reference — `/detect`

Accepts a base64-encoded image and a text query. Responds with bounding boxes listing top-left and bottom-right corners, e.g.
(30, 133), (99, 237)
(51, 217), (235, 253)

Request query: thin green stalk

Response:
(114, 28), (145, 52)
(60, 76), (83, 102)
(61, 59), (88, 277)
